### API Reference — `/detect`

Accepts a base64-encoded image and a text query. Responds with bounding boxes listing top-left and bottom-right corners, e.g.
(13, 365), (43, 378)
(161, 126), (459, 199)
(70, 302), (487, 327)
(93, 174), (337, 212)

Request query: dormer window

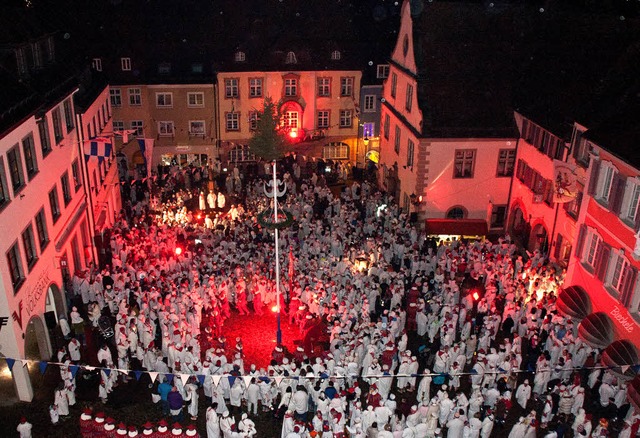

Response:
(331, 50), (341, 61)
(121, 57), (131, 71)
(285, 51), (297, 64)
(158, 62), (171, 74)
(235, 51), (246, 62)
(92, 58), (102, 72)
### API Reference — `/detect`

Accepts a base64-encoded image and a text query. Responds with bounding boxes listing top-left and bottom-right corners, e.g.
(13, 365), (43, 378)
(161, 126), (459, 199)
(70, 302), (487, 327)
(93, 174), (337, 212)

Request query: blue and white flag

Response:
(84, 137), (112, 163)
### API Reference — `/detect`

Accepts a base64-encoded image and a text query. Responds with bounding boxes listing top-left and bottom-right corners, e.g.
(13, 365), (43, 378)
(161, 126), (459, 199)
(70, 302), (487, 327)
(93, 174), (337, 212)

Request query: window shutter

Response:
(620, 266), (638, 307)
(574, 224), (587, 260)
(587, 159), (601, 196)
(594, 242), (611, 282)
(608, 174), (626, 214)
(554, 234), (563, 260)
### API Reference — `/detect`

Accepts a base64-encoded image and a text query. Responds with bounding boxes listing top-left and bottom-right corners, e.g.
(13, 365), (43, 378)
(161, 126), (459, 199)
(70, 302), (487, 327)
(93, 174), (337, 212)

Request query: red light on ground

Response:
(289, 130), (298, 139)
(197, 214), (201, 219)
(472, 291), (480, 301)
(175, 247), (182, 256)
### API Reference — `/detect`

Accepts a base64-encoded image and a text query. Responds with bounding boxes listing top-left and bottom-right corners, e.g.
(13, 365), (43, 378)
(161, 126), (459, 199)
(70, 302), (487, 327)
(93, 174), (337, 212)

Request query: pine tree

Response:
(248, 97), (290, 161)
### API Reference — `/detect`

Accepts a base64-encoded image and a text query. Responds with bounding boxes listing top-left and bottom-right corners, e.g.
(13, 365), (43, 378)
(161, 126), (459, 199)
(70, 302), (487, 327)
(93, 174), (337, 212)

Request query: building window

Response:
(249, 78), (263, 98)
(109, 88), (122, 107)
(331, 50), (341, 60)
(497, 149), (516, 177)
(609, 251), (630, 294)
(131, 120), (144, 136)
(490, 205), (507, 228)
(52, 107), (64, 143)
(446, 206), (467, 219)
(22, 133), (38, 180)
(339, 110), (352, 128)
(128, 88), (141, 106)
(187, 92), (205, 108)
(364, 95), (376, 112)
(155, 92), (173, 108)
(317, 78), (331, 97)
(7, 145), (25, 194)
(564, 190), (583, 219)
(38, 116), (52, 157)
(35, 208), (49, 251)
(317, 110), (330, 129)
(7, 242), (24, 292)
(92, 58), (102, 71)
(191, 63), (203, 73)
(228, 145), (255, 162)
(121, 57), (131, 71)
(405, 84), (413, 112)
(63, 99), (74, 132)
(571, 127), (590, 167)
(249, 111), (260, 131)
(285, 51), (297, 64)
(383, 114), (390, 140)
(622, 179), (640, 225)
(158, 62), (171, 74)
(72, 159), (82, 192)
(340, 77), (354, 97)
(235, 51), (246, 62)
(284, 78), (298, 97)
(406, 139), (415, 168)
(323, 142), (349, 160)
(158, 121), (175, 136)
(454, 149), (476, 178)
(189, 120), (206, 136)
(585, 232), (601, 269)
(49, 186), (61, 223)
(390, 73), (397, 98)
(283, 111), (299, 129)
(113, 120), (125, 131)
(363, 122), (375, 139)
(0, 157), (10, 208)
(226, 112), (240, 131)
(394, 126), (401, 154)
(225, 78), (239, 98)
(61, 172), (72, 206)
(521, 119), (564, 160)
(22, 224), (37, 270)
(377, 64), (390, 79)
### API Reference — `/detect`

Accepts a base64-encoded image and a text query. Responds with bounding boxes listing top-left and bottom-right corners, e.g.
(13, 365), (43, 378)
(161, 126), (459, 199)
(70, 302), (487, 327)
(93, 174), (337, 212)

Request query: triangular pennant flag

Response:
(39, 361), (48, 375)
(148, 372), (158, 384)
(180, 373), (191, 386)
(5, 358), (15, 371)
(103, 368), (111, 377)
(274, 376), (284, 387)
(212, 375), (222, 387)
(242, 375), (252, 387)
(70, 365), (79, 379)
(197, 375), (205, 385)
(621, 365), (630, 374)
(166, 374), (174, 384)
(134, 370), (143, 381)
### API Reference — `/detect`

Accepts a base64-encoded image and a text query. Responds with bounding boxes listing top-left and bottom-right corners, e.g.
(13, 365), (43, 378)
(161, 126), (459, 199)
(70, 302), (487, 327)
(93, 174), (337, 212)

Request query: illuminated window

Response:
(283, 111), (298, 129)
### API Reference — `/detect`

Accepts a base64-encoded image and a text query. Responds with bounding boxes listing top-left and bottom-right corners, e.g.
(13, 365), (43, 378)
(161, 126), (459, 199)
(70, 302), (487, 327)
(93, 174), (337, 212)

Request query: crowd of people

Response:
(39, 154), (640, 438)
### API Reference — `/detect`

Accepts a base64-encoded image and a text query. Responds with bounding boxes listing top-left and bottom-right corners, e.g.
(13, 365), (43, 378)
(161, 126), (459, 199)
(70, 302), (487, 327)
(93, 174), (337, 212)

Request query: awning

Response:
(424, 219), (488, 237)
(601, 340), (639, 381)
(557, 285), (592, 322)
(578, 312), (615, 349)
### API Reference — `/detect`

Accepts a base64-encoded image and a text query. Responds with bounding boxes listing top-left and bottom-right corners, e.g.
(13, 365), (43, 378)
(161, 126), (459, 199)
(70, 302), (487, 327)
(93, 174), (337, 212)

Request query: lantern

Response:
(355, 256), (369, 272)
(601, 339), (640, 381)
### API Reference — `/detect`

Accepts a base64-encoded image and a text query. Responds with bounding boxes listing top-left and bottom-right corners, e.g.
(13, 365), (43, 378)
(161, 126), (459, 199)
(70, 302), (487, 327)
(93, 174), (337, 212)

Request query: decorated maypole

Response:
(249, 97), (294, 346)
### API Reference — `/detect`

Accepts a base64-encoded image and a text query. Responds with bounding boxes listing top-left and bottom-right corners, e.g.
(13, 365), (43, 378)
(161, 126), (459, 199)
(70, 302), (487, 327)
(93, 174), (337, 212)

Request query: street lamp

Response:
(355, 256), (369, 272)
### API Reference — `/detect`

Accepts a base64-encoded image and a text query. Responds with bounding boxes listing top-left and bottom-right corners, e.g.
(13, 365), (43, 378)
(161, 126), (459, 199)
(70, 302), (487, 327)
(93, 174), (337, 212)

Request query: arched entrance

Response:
(24, 316), (51, 361)
(509, 206), (529, 247)
(529, 223), (549, 254)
